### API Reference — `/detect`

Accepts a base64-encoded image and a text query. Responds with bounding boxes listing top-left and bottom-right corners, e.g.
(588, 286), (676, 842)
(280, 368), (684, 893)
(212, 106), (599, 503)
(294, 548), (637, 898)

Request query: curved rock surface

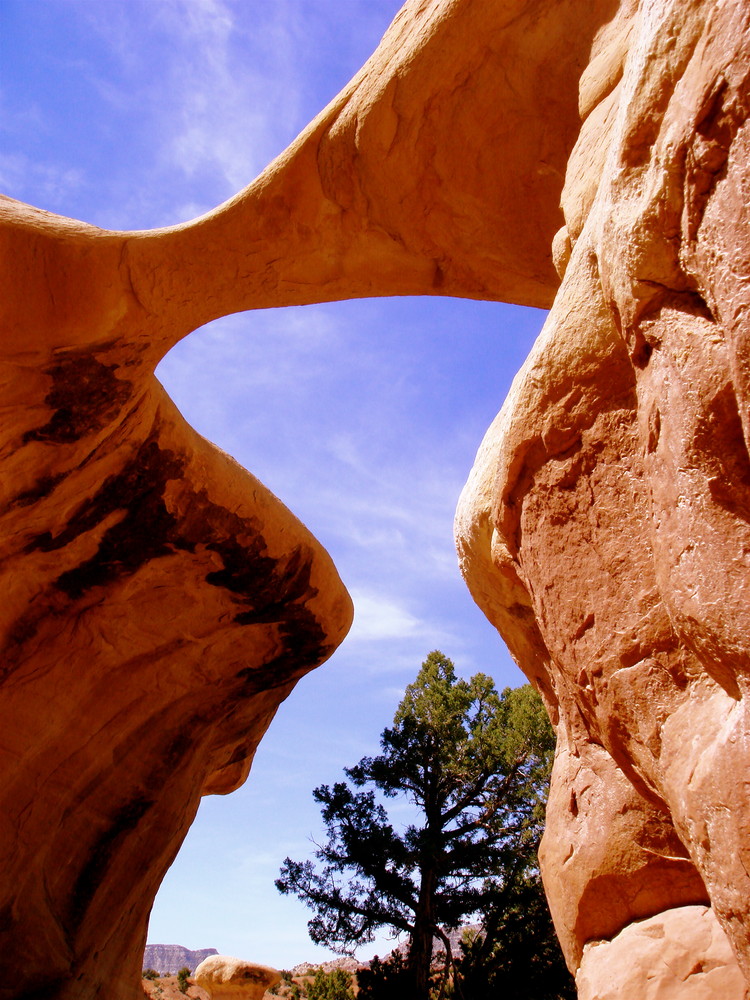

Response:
(576, 906), (746, 1000)
(456, 0), (750, 994)
(2, 0), (749, 997)
(194, 956), (280, 1000)
(0, 2), (619, 995)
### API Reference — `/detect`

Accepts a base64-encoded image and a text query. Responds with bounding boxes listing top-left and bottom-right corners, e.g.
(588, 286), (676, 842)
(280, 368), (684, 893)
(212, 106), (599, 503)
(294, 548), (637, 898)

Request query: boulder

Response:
(576, 906), (746, 1000)
(194, 957), (280, 1000)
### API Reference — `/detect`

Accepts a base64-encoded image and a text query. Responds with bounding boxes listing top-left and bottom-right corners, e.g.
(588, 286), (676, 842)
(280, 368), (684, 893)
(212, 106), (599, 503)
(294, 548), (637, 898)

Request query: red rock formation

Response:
(0, 203), (354, 1000)
(575, 906), (746, 1000)
(2, 0), (749, 996)
(456, 0), (750, 995)
(0, 3), (617, 995)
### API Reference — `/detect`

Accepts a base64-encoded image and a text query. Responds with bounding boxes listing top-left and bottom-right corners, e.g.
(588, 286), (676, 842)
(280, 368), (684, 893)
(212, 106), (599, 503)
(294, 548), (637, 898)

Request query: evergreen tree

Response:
(452, 870), (575, 999)
(276, 651), (562, 1000)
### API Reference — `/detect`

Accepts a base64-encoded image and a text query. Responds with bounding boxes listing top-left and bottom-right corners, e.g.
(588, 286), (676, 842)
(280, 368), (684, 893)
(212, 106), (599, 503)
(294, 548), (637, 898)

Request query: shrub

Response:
(307, 967), (355, 1000)
(357, 953), (413, 1000)
(142, 968), (160, 981)
(176, 966), (191, 993)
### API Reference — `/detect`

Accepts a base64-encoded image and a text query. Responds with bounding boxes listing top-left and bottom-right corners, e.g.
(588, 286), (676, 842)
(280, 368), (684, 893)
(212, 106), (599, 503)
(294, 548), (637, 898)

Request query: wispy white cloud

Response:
(0, 152), (85, 207)
(157, 301), (483, 625)
(348, 589), (423, 642)
(0, 86), (86, 207)
(150, 0), (277, 191)
(70, 0), (310, 227)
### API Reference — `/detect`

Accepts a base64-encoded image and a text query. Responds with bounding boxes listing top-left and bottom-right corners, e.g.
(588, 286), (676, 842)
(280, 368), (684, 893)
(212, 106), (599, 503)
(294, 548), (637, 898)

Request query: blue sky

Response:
(1, 0), (546, 970)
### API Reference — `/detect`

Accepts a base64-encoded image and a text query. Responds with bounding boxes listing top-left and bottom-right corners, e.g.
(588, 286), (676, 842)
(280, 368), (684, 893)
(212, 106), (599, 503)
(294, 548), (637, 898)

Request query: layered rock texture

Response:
(1, 0), (748, 998)
(143, 945), (218, 976)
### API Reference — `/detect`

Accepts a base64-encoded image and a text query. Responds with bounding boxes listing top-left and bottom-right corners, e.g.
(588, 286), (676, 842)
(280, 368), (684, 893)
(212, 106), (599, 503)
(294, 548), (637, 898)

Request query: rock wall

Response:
(0, 196), (354, 1000)
(455, 0), (750, 995)
(1, 0), (748, 997)
(0, 3), (613, 995)
(143, 946), (218, 976)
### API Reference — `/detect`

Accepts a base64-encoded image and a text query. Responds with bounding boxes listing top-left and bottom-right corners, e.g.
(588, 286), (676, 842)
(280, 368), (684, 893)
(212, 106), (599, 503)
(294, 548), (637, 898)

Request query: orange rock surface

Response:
(575, 906), (746, 1000)
(456, 0), (750, 995)
(0, 196), (354, 999)
(1, 0), (749, 997)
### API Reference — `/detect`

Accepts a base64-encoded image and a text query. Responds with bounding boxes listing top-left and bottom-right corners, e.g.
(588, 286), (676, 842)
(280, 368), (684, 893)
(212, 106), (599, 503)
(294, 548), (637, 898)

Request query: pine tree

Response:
(276, 651), (562, 1000)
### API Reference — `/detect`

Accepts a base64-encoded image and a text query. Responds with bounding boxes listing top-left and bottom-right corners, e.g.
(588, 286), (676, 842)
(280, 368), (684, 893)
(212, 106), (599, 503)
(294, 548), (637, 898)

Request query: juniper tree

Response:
(276, 651), (558, 1000)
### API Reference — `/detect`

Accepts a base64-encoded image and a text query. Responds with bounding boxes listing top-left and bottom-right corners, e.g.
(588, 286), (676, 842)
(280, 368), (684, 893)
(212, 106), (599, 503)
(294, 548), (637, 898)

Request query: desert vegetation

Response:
(277, 652), (574, 1000)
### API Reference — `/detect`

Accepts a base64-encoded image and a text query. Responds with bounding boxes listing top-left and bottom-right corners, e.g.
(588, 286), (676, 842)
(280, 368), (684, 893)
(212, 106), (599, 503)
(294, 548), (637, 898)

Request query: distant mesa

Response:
(144, 944), (219, 976)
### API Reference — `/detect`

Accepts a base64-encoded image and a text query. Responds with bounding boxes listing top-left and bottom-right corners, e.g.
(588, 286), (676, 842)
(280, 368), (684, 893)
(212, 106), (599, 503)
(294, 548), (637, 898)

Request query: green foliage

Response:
(451, 871), (575, 1000)
(356, 952), (412, 1000)
(290, 985), (302, 1000)
(277, 651), (557, 1000)
(176, 966), (191, 993)
(306, 967), (355, 1000)
(142, 968), (160, 981)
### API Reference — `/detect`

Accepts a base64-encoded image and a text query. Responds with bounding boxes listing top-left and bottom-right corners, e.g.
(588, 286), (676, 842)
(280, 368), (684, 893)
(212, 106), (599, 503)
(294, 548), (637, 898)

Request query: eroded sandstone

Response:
(194, 957), (280, 1000)
(456, 0), (750, 994)
(2, 0), (749, 997)
(1, 2), (622, 995)
(576, 906), (746, 1000)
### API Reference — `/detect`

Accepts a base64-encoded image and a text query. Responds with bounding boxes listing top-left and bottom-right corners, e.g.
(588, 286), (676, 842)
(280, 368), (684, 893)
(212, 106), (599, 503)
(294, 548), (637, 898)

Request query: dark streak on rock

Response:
(201, 508), (327, 670)
(698, 385), (750, 523)
(209, 541), (315, 624)
(686, 74), (749, 239)
(26, 436), (187, 598)
(20, 421), (327, 672)
(22, 352), (133, 445)
(67, 797), (154, 930)
(10, 473), (66, 509)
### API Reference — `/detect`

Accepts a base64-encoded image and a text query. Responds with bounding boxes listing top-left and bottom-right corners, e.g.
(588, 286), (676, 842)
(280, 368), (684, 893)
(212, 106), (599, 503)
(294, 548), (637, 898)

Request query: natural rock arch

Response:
(1, 1), (748, 997)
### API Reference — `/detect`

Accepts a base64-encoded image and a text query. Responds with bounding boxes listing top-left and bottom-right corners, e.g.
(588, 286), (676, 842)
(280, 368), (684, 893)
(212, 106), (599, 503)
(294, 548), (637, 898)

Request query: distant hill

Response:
(291, 957), (365, 976)
(143, 944), (218, 975)
(290, 926), (481, 977)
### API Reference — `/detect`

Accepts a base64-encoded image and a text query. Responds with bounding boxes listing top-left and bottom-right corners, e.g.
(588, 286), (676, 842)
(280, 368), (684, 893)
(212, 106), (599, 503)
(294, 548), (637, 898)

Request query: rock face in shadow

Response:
(1, 0), (748, 997)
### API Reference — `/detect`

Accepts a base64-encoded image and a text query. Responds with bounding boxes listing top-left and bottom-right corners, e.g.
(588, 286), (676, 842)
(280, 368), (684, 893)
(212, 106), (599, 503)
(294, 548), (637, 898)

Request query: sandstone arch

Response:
(1, 0), (749, 997)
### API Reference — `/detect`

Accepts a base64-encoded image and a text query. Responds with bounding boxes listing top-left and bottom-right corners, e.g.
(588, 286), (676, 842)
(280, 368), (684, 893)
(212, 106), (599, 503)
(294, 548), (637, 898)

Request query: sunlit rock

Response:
(2, 0), (749, 996)
(576, 906), (746, 1000)
(194, 956), (280, 1000)
(456, 0), (750, 993)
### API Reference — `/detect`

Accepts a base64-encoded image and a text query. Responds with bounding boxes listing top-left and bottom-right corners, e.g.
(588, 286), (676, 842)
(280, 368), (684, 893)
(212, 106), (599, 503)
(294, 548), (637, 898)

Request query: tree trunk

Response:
(409, 867), (437, 1000)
